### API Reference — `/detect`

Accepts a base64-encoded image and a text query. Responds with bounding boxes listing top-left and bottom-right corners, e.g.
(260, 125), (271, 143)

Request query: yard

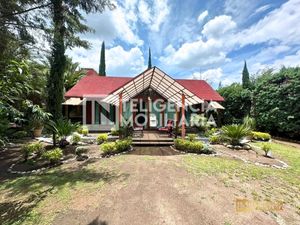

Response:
(0, 141), (300, 225)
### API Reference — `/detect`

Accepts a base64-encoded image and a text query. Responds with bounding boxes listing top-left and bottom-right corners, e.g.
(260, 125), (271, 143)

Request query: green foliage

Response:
(119, 125), (133, 138)
(100, 142), (116, 156)
(30, 105), (51, 129)
(110, 127), (119, 136)
(243, 115), (256, 130)
(218, 83), (252, 124)
(75, 146), (89, 156)
(11, 131), (28, 139)
(21, 142), (45, 161)
(190, 114), (210, 132)
(251, 131), (271, 141)
(42, 148), (63, 164)
(221, 124), (251, 146)
(209, 135), (220, 144)
(115, 139), (132, 153)
(64, 57), (85, 91)
(242, 61), (251, 89)
(99, 41), (106, 76)
(187, 134), (197, 142)
(148, 47), (152, 69)
(174, 139), (205, 154)
(253, 67), (300, 139)
(71, 133), (81, 145)
(100, 139), (132, 156)
(54, 119), (79, 139)
(97, 133), (108, 144)
(81, 127), (89, 136)
(261, 143), (271, 156)
(204, 128), (218, 137)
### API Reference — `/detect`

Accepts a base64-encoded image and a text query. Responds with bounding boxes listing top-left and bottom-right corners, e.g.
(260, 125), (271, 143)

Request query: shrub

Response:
(97, 133), (108, 145)
(209, 135), (220, 144)
(262, 143), (271, 157)
(71, 133), (81, 145)
(11, 131), (28, 139)
(110, 127), (119, 136)
(251, 131), (271, 141)
(100, 139), (132, 156)
(81, 127), (89, 136)
(100, 142), (116, 156)
(115, 139), (132, 153)
(221, 124), (251, 146)
(174, 139), (204, 153)
(42, 148), (63, 164)
(187, 134), (197, 142)
(204, 128), (217, 137)
(21, 142), (44, 161)
(75, 146), (89, 156)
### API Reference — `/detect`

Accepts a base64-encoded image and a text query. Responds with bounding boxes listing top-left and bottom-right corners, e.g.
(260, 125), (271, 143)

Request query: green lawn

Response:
(0, 159), (127, 225)
(1, 142), (299, 224)
(183, 142), (300, 212)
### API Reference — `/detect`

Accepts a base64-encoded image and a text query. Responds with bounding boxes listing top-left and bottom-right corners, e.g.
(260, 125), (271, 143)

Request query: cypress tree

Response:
(99, 41), (106, 76)
(242, 60), (250, 89)
(148, 47), (152, 69)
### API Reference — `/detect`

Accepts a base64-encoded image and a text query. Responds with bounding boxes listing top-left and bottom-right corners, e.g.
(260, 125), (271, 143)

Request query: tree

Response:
(64, 57), (85, 91)
(148, 47), (152, 69)
(46, 0), (114, 122)
(242, 60), (251, 89)
(218, 83), (252, 124)
(253, 67), (300, 139)
(99, 41), (106, 76)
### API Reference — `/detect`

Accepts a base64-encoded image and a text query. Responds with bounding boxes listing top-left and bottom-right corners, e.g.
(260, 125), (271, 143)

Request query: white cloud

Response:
(138, 0), (170, 32)
(224, 0), (259, 24)
(106, 46), (146, 75)
(160, 39), (229, 69)
(192, 68), (223, 83)
(254, 4), (272, 14)
(202, 15), (236, 39)
(236, 0), (300, 47)
(197, 10), (208, 23)
(83, 2), (143, 46)
(67, 43), (146, 76)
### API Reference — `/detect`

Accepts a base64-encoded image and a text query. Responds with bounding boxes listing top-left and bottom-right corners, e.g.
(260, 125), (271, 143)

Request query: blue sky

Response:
(67, 0), (300, 88)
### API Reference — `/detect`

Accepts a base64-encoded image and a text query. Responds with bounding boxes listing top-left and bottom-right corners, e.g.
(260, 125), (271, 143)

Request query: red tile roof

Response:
(176, 79), (224, 101)
(65, 69), (224, 101)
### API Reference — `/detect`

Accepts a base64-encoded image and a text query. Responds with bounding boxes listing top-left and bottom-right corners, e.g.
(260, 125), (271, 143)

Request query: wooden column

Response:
(147, 97), (150, 129)
(181, 93), (186, 139)
(119, 92), (123, 128)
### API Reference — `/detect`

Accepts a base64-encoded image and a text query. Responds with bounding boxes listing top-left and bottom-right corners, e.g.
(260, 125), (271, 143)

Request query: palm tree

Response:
(64, 57), (85, 91)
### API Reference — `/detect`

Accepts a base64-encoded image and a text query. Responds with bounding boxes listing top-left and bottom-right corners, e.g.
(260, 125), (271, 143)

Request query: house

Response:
(63, 67), (224, 136)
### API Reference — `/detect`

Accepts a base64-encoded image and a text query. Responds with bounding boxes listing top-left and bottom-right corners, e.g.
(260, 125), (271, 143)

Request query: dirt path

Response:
(53, 147), (282, 225)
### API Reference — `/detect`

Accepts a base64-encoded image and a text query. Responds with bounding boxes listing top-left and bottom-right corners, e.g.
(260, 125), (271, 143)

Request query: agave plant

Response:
(221, 124), (251, 146)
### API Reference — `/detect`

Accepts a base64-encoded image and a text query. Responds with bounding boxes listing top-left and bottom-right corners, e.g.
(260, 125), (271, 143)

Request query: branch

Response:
(0, 3), (52, 18)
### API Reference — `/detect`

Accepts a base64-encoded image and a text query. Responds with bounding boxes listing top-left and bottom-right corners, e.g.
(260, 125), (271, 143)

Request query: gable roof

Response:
(65, 69), (224, 101)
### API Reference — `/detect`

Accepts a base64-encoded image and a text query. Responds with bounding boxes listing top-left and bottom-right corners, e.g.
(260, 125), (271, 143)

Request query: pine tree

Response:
(242, 60), (250, 89)
(148, 47), (152, 69)
(99, 41), (106, 76)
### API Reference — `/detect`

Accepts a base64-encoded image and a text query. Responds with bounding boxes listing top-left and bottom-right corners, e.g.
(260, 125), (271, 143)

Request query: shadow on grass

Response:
(0, 187), (53, 225)
(0, 166), (129, 225)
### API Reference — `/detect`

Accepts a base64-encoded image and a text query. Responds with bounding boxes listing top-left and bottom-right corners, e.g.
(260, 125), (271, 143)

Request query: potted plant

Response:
(30, 105), (51, 137)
